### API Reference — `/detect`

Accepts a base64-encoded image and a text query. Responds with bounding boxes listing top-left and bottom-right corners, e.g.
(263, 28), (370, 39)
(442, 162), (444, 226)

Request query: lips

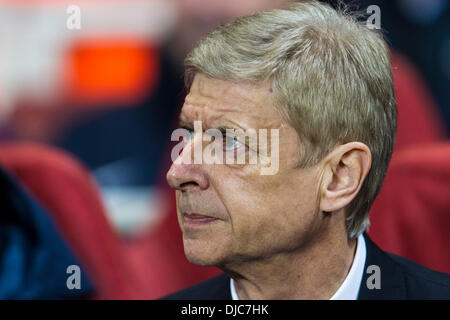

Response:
(183, 212), (218, 225)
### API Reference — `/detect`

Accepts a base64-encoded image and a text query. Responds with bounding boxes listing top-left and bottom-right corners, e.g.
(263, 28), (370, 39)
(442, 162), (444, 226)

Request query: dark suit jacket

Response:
(163, 233), (450, 299)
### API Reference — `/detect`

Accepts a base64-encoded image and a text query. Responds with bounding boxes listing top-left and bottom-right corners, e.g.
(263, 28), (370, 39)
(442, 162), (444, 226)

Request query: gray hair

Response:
(184, 0), (397, 239)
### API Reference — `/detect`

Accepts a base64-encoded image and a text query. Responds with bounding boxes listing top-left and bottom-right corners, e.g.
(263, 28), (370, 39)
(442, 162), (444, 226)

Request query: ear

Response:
(319, 142), (372, 213)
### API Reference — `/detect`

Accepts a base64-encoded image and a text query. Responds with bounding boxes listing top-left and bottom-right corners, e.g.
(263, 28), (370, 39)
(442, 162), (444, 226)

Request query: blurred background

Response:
(0, 0), (449, 299)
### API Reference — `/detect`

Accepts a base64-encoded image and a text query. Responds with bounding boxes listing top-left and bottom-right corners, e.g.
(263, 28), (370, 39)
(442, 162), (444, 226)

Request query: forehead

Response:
(180, 74), (283, 130)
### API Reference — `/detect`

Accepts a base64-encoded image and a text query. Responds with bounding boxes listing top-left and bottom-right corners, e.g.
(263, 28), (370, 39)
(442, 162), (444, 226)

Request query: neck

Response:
(224, 230), (357, 300)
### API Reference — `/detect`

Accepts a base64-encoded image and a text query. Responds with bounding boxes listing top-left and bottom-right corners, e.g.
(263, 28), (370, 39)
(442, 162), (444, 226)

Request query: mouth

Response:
(183, 212), (219, 226)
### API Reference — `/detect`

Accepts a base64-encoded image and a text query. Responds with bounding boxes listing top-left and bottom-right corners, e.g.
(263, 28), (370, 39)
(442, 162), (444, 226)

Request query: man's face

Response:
(167, 74), (324, 267)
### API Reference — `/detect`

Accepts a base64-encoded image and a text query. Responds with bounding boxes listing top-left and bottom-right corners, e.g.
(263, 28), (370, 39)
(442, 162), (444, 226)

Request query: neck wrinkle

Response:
(224, 232), (357, 300)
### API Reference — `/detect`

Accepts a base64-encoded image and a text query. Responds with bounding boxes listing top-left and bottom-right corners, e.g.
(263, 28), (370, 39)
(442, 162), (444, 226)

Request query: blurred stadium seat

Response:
(369, 143), (450, 274)
(0, 142), (143, 299)
(391, 52), (446, 149)
(366, 55), (449, 275)
(0, 142), (220, 299)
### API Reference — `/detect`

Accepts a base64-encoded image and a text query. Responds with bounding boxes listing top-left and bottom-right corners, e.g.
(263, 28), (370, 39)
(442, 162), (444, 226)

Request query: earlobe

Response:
(319, 143), (371, 213)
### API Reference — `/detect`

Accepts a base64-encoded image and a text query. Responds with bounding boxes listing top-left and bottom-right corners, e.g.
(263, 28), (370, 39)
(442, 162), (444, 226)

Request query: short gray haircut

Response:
(184, 0), (397, 239)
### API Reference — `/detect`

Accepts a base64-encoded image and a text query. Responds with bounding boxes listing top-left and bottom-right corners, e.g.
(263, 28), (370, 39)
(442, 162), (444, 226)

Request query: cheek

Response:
(217, 169), (321, 254)
(175, 191), (183, 227)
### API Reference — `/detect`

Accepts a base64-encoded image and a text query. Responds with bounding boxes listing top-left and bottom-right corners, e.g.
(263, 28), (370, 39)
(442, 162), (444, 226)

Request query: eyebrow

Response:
(178, 114), (262, 149)
(178, 114), (245, 134)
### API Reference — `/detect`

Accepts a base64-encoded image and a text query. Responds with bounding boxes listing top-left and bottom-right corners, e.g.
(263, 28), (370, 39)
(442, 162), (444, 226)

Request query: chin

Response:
(185, 253), (216, 266)
(183, 238), (226, 266)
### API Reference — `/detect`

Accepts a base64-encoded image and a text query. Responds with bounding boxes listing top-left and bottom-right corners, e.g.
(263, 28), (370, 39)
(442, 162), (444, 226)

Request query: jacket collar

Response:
(357, 233), (407, 299)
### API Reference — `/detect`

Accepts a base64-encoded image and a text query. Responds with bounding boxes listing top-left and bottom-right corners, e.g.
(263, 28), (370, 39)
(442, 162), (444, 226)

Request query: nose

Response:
(166, 138), (209, 191)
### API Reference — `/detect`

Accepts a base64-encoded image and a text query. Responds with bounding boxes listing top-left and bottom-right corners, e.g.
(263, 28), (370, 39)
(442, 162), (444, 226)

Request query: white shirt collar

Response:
(230, 233), (367, 300)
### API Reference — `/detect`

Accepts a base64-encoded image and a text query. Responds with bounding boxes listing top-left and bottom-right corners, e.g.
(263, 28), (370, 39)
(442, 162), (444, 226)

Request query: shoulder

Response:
(387, 252), (450, 299)
(161, 274), (231, 300)
(360, 233), (450, 299)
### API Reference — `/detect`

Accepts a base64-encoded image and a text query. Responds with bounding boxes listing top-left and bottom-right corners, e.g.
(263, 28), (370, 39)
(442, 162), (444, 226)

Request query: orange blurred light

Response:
(64, 38), (159, 107)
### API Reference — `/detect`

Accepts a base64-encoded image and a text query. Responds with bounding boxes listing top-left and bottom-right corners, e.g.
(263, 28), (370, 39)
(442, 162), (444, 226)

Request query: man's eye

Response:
(224, 135), (242, 151)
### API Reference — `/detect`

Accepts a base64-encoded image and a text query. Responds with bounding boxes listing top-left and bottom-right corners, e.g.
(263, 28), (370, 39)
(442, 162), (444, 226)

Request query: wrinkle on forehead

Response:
(182, 74), (284, 130)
